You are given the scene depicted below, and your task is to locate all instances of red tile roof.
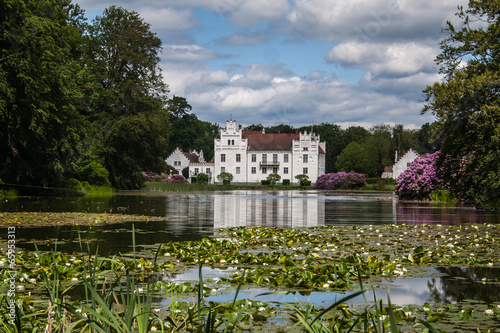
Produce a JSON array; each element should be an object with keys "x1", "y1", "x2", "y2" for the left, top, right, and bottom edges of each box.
[{"x1": 242, "y1": 131, "x2": 299, "y2": 150}]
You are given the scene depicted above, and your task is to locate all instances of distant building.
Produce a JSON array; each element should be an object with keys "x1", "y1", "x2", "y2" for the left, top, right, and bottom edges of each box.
[
  {"x1": 166, "y1": 120, "x2": 327, "y2": 184},
  {"x1": 381, "y1": 148, "x2": 420, "y2": 180},
  {"x1": 213, "y1": 120, "x2": 326, "y2": 184},
  {"x1": 165, "y1": 147, "x2": 206, "y2": 175}
]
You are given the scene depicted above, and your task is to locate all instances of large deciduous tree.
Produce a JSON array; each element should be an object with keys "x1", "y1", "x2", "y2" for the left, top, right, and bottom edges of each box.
[
  {"x1": 422, "y1": 0, "x2": 500, "y2": 208},
  {"x1": 0, "y1": 0, "x2": 91, "y2": 189},
  {"x1": 335, "y1": 142, "x2": 369, "y2": 174},
  {"x1": 87, "y1": 6, "x2": 171, "y2": 189},
  {"x1": 165, "y1": 96, "x2": 219, "y2": 161}
]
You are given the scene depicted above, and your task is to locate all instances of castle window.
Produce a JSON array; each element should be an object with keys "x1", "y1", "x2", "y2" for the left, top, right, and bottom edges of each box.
[
  {"x1": 284, "y1": 154, "x2": 289, "y2": 163},
  {"x1": 221, "y1": 154, "x2": 226, "y2": 162},
  {"x1": 303, "y1": 154, "x2": 308, "y2": 163},
  {"x1": 236, "y1": 154, "x2": 241, "y2": 162},
  {"x1": 251, "y1": 154, "x2": 256, "y2": 162}
]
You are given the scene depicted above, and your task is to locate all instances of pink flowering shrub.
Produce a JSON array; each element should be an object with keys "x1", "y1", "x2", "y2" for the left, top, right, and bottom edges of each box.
[
  {"x1": 168, "y1": 174, "x2": 188, "y2": 183},
  {"x1": 396, "y1": 151, "x2": 478, "y2": 202},
  {"x1": 141, "y1": 172, "x2": 188, "y2": 183},
  {"x1": 395, "y1": 151, "x2": 443, "y2": 200},
  {"x1": 438, "y1": 151, "x2": 477, "y2": 201},
  {"x1": 315, "y1": 172, "x2": 367, "y2": 190}
]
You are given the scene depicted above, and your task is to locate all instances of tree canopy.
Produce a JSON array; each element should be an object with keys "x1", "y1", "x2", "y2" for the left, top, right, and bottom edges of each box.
[
  {"x1": 422, "y1": 0, "x2": 500, "y2": 207},
  {"x1": 0, "y1": 0, "x2": 90, "y2": 188},
  {"x1": 0, "y1": 1, "x2": 172, "y2": 191}
]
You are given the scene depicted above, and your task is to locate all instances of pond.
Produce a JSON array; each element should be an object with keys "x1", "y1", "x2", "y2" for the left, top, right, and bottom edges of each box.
[
  {"x1": 1, "y1": 190, "x2": 499, "y2": 255},
  {"x1": 1, "y1": 190, "x2": 500, "y2": 311}
]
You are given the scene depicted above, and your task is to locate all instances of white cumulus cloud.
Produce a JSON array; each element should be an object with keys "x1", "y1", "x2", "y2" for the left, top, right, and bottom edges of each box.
[{"x1": 327, "y1": 41, "x2": 438, "y2": 77}]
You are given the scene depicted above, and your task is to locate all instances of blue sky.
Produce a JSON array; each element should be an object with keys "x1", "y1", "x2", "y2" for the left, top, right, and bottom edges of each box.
[{"x1": 77, "y1": 0, "x2": 469, "y2": 129}]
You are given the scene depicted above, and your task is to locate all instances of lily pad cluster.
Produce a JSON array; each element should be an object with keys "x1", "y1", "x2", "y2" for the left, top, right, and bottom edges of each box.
[{"x1": 1, "y1": 223, "x2": 500, "y2": 332}]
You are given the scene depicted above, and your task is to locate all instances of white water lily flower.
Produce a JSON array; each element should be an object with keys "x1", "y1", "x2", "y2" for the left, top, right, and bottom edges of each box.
[
  {"x1": 404, "y1": 312, "x2": 412, "y2": 317},
  {"x1": 323, "y1": 284, "x2": 329, "y2": 288},
  {"x1": 488, "y1": 262, "x2": 494, "y2": 267},
  {"x1": 151, "y1": 327, "x2": 158, "y2": 331},
  {"x1": 29, "y1": 278, "x2": 37, "y2": 284},
  {"x1": 485, "y1": 309, "x2": 494, "y2": 315},
  {"x1": 259, "y1": 307, "x2": 266, "y2": 312},
  {"x1": 423, "y1": 307, "x2": 430, "y2": 312},
  {"x1": 211, "y1": 289, "x2": 217, "y2": 293}
]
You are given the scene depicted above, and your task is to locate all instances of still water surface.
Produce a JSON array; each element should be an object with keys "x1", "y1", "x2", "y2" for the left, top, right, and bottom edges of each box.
[
  {"x1": 2, "y1": 190, "x2": 500, "y2": 306},
  {"x1": 2, "y1": 190, "x2": 499, "y2": 254}
]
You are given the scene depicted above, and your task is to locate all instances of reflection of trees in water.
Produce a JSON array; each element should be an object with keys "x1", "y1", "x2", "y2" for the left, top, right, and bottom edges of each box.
[{"x1": 427, "y1": 267, "x2": 500, "y2": 304}]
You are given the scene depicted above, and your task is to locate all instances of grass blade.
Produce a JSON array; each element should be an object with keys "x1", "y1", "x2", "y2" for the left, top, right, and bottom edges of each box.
[
  {"x1": 387, "y1": 291, "x2": 398, "y2": 333},
  {"x1": 418, "y1": 319, "x2": 440, "y2": 333}
]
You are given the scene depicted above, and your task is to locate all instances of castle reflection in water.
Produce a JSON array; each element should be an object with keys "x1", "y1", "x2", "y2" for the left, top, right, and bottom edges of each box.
[
  {"x1": 164, "y1": 190, "x2": 499, "y2": 229},
  {"x1": 214, "y1": 191, "x2": 325, "y2": 229}
]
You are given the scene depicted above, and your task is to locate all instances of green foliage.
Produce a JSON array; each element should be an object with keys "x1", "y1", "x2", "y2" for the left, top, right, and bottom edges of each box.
[
  {"x1": 335, "y1": 142, "x2": 369, "y2": 174},
  {"x1": 295, "y1": 174, "x2": 310, "y2": 186},
  {"x1": 104, "y1": 111, "x2": 171, "y2": 189},
  {"x1": 182, "y1": 166, "x2": 190, "y2": 178},
  {"x1": 166, "y1": 97, "x2": 219, "y2": 162},
  {"x1": 165, "y1": 164, "x2": 178, "y2": 175},
  {"x1": 74, "y1": 155, "x2": 111, "y2": 186},
  {"x1": 0, "y1": 2, "x2": 173, "y2": 192},
  {"x1": 217, "y1": 172, "x2": 233, "y2": 185},
  {"x1": 282, "y1": 179, "x2": 291, "y2": 186},
  {"x1": 86, "y1": 6, "x2": 168, "y2": 120},
  {"x1": 422, "y1": 0, "x2": 500, "y2": 208},
  {"x1": 0, "y1": 0, "x2": 91, "y2": 189},
  {"x1": 196, "y1": 173, "x2": 209, "y2": 185},
  {"x1": 261, "y1": 179, "x2": 271, "y2": 185},
  {"x1": 266, "y1": 173, "x2": 281, "y2": 185},
  {"x1": 363, "y1": 125, "x2": 392, "y2": 177}
]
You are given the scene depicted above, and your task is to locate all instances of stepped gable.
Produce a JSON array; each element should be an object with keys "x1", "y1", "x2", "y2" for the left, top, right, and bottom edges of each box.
[
  {"x1": 182, "y1": 149, "x2": 200, "y2": 163},
  {"x1": 242, "y1": 131, "x2": 299, "y2": 151}
]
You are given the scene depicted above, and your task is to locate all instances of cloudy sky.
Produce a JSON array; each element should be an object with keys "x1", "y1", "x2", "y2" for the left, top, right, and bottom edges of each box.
[{"x1": 77, "y1": 0, "x2": 469, "y2": 129}]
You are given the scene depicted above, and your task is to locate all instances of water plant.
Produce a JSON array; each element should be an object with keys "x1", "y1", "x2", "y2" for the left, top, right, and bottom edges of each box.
[{"x1": 1, "y1": 223, "x2": 500, "y2": 331}]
